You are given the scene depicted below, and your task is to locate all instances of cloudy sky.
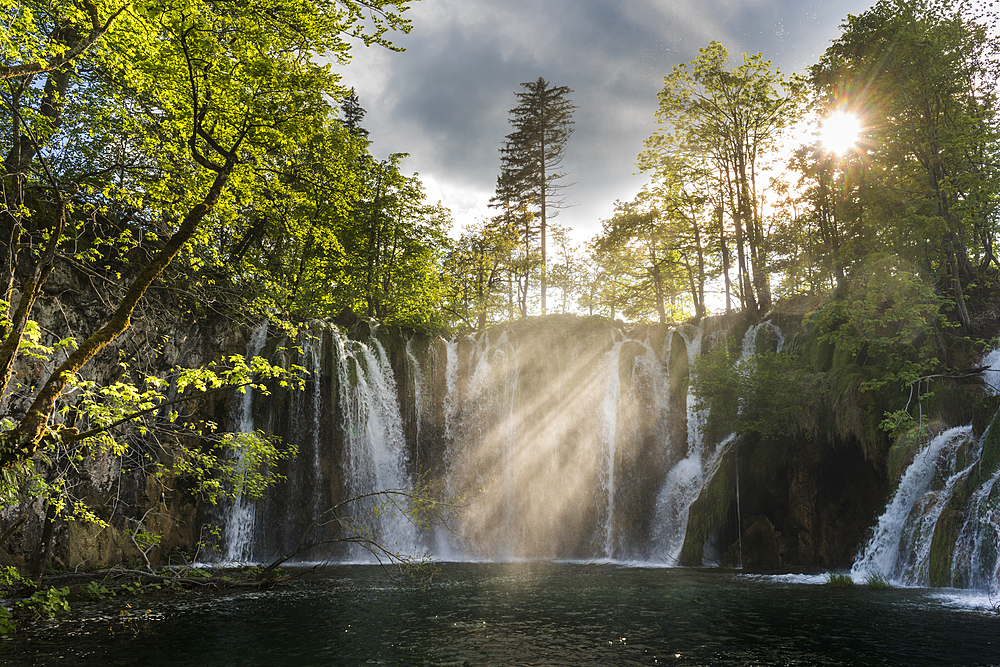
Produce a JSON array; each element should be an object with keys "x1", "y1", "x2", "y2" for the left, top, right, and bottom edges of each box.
[{"x1": 336, "y1": 0, "x2": 878, "y2": 242}]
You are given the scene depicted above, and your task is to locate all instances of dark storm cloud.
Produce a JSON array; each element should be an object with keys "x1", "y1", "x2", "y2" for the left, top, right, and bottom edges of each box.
[{"x1": 338, "y1": 0, "x2": 876, "y2": 238}]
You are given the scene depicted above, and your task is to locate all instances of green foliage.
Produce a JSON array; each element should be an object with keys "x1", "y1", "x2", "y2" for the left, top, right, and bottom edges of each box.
[
  {"x1": 826, "y1": 572, "x2": 856, "y2": 587},
  {"x1": 805, "y1": 0, "x2": 1000, "y2": 327},
  {"x1": 219, "y1": 138, "x2": 452, "y2": 327},
  {"x1": 120, "y1": 580, "x2": 142, "y2": 596},
  {"x1": 0, "y1": 606, "x2": 14, "y2": 636},
  {"x1": 444, "y1": 216, "x2": 521, "y2": 330},
  {"x1": 82, "y1": 580, "x2": 116, "y2": 601},
  {"x1": 0, "y1": 564, "x2": 28, "y2": 590},
  {"x1": 807, "y1": 254, "x2": 946, "y2": 441},
  {"x1": 0, "y1": 0, "x2": 427, "y2": 479},
  {"x1": 170, "y1": 431, "x2": 299, "y2": 506},
  {"x1": 17, "y1": 586, "x2": 70, "y2": 620},
  {"x1": 693, "y1": 343, "x2": 810, "y2": 443},
  {"x1": 812, "y1": 254, "x2": 943, "y2": 391},
  {"x1": 0, "y1": 345, "x2": 306, "y2": 528},
  {"x1": 864, "y1": 572, "x2": 892, "y2": 589},
  {"x1": 591, "y1": 195, "x2": 698, "y2": 323},
  {"x1": 639, "y1": 41, "x2": 805, "y2": 315}
]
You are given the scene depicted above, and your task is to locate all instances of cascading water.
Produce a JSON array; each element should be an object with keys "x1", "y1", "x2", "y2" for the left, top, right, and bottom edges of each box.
[
  {"x1": 222, "y1": 319, "x2": 269, "y2": 562},
  {"x1": 405, "y1": 337, "x2": 426, "y2": 472},
  {"x1": 220, "y1": 314, "x2": 855, "y2": 569},
  {"x1": 852, "y1": 426, "x2": 976, "y2": 584},
  {"x1": 598, "y1": 337, "x2": 623, "y2": 558},
  {"x1": 950, "y1": 465, "x2": 1000, "y2": 592},
  {"x1": 652, "y1": 320, "x2": 782, "y2": 566},
  {"x1": 430, "y1": 319, "x2": 679, "y2": 559},
  {"x1": 441, "y1": 338, "x2": 459, "y2": 448},
  {"x1": 852, "y1": 350, "x2": 1000, "y2": 593},
  {"x1": 652, "y1": 322, "x2": 705, "y2": 563},
  {"x1": 333, "y1": 328, "x2": 418, "y2": 560}
]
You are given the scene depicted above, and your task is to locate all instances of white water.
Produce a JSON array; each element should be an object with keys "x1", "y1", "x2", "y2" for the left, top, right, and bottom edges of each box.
[
  {"x1": 853, "y1": 426, "x2": 975, "y2": 583},
  {"x1": 598, "y1": 339, "x2": 623, "y2": 558},
  {"x1": 849, "y1": 350, "x2": 1000, "y2": 593},
  {"x1": 304, "y1": 327, "x2": 324, "y2": 523},
  {"x1": 950, "y1": 465, "x2": 1000, "y2": 592},
  {"x1": 405, "y1": 338, "x2": 426, "y2": 469},
  {"x1": 222, "y1": 319, "x2": 269, "y2": 562},
  {"x1": 442, "y1": 338, "x2": 459, "y2": 447},
  {"x1": 651, "y1": 321, "x2": 710, "y2": 564},
  {"x1": 332, "y1": 328, "x2": 418, "y2": 559},
  {"x1": 981, "y1": 348, "x2": 1000, "y2": 395},
  {"x1": 218, "y1": 317, "x2": 998, "y2": 589}
]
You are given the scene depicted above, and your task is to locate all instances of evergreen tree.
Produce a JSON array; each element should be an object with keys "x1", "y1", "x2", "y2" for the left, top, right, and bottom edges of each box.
[
  {"x1": 340, "y1": 89, "x2": 370, "y2": 138},
  {"x1": 498, "y1": 77, "x2": 576, "y2": 314}
]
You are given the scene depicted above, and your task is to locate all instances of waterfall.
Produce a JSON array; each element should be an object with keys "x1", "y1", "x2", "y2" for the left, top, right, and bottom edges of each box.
[
  {"x1": 852, "y1": 426, "x2": 977, "y2": 585},
  {"x1": 405, "y1": 337, "x2": 426, "y2": 472},
  {"x1": 950, "y1": 465, "x2": 1000, "y2": 592},
  {"x1": 652, "y1": 322, "x2": 706, "y2": 563},
  {"x1": 599, "y1": 339, "x2": 623, "y2": 558},
  {"x1": 304, "y1": 328, "x2": 325, "y2": 523},
  {"x1": 222, "y1": 319, "x2": 269, "y2": 563},
  {"x1": 983, "y1": 348, "x2": 1000, "y2": 395},
  {"x1": 219, "y1": 315, "x2": 819, "y2": 566},
  {"x1": 652, "y1": 320, "x2": 782, "y2": 565},
  {"x1": 851, "y1": 349, "x2": 1000, "y2": 592},
  {"x1": 741, "y1": 320, "x2": 784, "y2": 358},
  {"x1": 442, "y1": 338, "x2": 459, "y2": 445},
  {"x1": 333, "y1": 328, "x2": 417, "y2": 560}
]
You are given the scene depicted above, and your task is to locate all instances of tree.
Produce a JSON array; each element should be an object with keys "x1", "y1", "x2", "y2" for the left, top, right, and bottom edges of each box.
[
  {"x1": 639, "y1": 42, "x2": 804, "y2": 317},
  {"x1": 592, "y1": 198, "x2": 695, "y2": 324},
  {"x1": 808, "y1": 0, "x2": 1000, "y2": 330},
  {"x1": 497, "y1": 77, "x2": 576, "y2": 315},
  {"x1": 547, "y1": 223, "x2": 582, "y2": 314},
  {"x1": 444, "y1": 216, "x2": 519, "y2": 331},
  {"x1": 0, "y1": 0, "x2": 416, "y2": 481}
]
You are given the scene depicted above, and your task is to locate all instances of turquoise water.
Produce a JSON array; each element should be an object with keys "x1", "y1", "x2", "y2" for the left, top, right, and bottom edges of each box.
[{"x1": 4, "y1": 563, "x2": 999, "y2": 666}]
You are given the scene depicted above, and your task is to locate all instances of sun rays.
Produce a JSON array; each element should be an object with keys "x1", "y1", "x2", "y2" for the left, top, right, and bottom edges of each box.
[{"x1": 820, "y1": 112, "x2": 862, "y2": 154}]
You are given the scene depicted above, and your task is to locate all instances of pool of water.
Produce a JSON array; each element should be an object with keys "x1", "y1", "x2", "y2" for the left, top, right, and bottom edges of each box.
[{"x1": 3, "y1": 563, "x2": 999, "y2": 666}]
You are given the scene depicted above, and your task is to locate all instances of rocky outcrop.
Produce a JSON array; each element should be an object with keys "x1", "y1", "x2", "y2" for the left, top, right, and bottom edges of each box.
[{"x1": 0, "y1": 263, "x2": 248, "y2": 571}]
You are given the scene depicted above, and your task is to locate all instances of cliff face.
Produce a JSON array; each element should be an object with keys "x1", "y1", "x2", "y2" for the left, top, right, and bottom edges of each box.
[
  {"x1": 3, "y1": 298, "x2": 996, "y2": 579},
  {"x1": 0, "y1": 264, "x2": 250, "y2": 571},
  {"x1": 679, "y1": 430, "x2": 883, "y2": 569}
]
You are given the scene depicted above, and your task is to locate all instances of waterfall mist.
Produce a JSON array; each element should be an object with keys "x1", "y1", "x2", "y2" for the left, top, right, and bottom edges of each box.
[{"x1": 213, "y1": 316, "x2": 1000, "y2": 595}]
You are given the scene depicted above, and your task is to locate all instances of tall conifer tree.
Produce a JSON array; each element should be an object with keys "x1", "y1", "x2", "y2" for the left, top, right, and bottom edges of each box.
[{"x1": 498, "y1": 78, "x2": 576, "y2": 314}]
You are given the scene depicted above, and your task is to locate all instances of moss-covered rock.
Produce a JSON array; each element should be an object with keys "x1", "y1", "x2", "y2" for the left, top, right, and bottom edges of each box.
[{"x1": 679, "y1": 447, "x2": 736, "y2": 566}]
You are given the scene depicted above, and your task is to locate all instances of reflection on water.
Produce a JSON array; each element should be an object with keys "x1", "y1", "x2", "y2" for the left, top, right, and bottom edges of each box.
[{"x1": 3, "y1": 564, "x2": 999, "y2": 666}]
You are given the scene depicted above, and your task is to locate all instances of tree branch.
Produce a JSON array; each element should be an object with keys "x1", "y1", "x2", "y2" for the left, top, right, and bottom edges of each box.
[
  {"x1": 0, "y1": 2, "x2": 132, "y2": 81},
  {"x1": 63, "y1": 381, "x2": 258, "y2": 443}
]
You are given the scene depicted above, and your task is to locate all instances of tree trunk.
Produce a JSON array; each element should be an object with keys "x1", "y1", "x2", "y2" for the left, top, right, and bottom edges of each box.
[{"x1": 0, "y1": 169, "x2": 232, "y2": 469}]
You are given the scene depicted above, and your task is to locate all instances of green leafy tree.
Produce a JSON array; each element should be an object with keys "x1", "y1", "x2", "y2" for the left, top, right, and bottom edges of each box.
[
  {"x1": 547, "y1": 223, "x2": 582, "y2": 314},
  {"x1": 639, "y1": 42, "x2": 804, "y2": 316},
  {"x1": 808, "y1": 0, "x2": 1000, "y2": 330},
  {"x1": 489, "y1": 176, "x2": 539, "y2": 319},
  {"x1": 444, "y1": 216, "x2": 519, "y2": 331},
  {"x1": 0, "y1": 0, "x2": 415, "y2": 466},
  {"x1": 0, "y1": 0, "x2": 417, "y2": 549}
]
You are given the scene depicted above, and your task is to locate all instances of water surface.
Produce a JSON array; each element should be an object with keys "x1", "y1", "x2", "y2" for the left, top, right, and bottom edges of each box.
[{"x1": 4, "y1": 563, "x2": 998, "y2": 666}]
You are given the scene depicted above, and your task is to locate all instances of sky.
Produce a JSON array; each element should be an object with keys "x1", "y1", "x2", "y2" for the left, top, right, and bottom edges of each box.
[{"x1": 335, "y1": 0, "x2": 879, "y2": 244}]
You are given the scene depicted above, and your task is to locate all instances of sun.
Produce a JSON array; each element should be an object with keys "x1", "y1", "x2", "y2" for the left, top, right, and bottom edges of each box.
[{"x1": 820, "y1": 112, "x2": 862, "y2": 154}]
